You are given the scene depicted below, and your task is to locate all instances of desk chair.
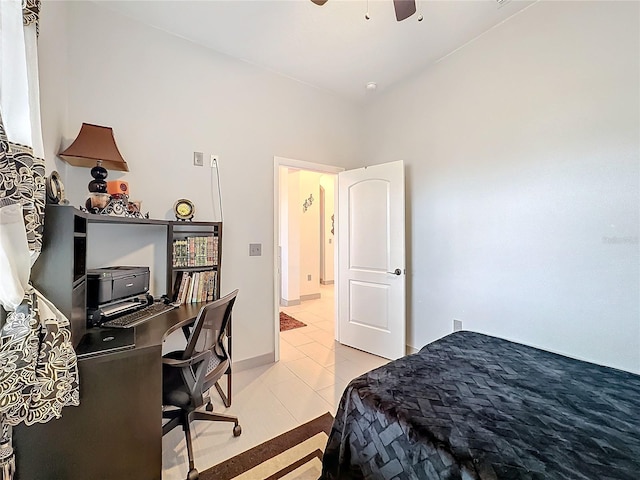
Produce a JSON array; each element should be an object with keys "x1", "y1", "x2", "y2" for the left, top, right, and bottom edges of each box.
[{"x1": 162, "y1": 289, "x2": 241, "y2": 480}]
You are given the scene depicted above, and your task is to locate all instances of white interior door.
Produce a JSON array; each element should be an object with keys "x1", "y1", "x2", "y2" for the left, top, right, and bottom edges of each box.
[{"x1": 337, "y1": 160, "x2": 406, "y2": 360}]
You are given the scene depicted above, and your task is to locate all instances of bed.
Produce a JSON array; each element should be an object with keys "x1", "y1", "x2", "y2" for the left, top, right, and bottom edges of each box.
[{"x1": 321, "y1": 331, "x2": 640, "y2": 479}]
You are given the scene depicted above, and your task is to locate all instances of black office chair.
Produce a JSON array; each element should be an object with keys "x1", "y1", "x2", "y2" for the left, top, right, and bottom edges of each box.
[{"x1": 162, "y1": 289, "x2": 241, "y2": 480}]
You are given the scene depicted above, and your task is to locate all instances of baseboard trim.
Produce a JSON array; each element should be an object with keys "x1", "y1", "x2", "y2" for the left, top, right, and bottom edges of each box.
[
  {"x1": 280, "y1": 293, "x2": 322, "y2": 306},
  {"x1": 232, "y1": 352, "x2": 274, "y2": 372},
  {"x1": 320, "y1": 280, "x2": 334, "y2": 285},
  {"x1": 280, "y1": 298, "x2": 301, "y2": 307},
  {"x1": 406, "y1": 345, "x2": 418, "y2": 355},
  {"x1": 300, "y1": 293, "x2": 321, "y2": 301}
]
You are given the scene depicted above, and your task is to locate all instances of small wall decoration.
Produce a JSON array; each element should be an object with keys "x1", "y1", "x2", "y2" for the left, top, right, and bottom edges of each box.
[
  {"x1": 302, "y1": 193, "x2": 314, "y2": 213},
  {"x1": 45, "y1": 171, "x2": 69, "y2": 205}
]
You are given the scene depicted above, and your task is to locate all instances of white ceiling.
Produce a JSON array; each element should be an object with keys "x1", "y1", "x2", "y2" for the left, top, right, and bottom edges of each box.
[{"x1": 99, "y1": 0, "x2": 535, "y2": 103}]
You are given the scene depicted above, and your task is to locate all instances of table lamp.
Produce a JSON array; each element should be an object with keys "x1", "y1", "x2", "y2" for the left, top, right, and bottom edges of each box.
[{"x1": 59, "y1": 123, "x2": 129, "y2": 211}]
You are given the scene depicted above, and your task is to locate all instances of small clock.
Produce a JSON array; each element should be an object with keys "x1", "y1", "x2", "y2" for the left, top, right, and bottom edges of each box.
[{"x1": 173, "y1": 198, "x2": 195, "y2": 221}]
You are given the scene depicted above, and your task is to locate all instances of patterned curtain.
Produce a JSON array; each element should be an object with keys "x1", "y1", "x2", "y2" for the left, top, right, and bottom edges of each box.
[
  {"x1": 0, "y1": 1, "x2": 79, "y2": 478},
  {"x1": 22, "y1": 0, "x2": 41, "y2": 34}
]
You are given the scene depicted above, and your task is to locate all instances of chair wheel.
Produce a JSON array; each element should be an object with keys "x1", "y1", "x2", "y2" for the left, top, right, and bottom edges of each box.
[
  {"x1": 205, "y1": 402, "x2": 213, "y2": 412},
  {"x1": 233, "y1": 424, "x2": 242, "y2": 437},
  {"x1": 187, "y1": 468, "x2": 199, "y2": 480}
]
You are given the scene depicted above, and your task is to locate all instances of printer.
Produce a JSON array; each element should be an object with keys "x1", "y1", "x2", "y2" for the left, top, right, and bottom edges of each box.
[{"x1": 86, "y1": 266, "x2": 152, "y2": 327}]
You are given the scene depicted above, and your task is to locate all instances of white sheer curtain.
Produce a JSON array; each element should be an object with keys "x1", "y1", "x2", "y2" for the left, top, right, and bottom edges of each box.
[{"x1": 0, "y1": 0, "x2": 44, "y2": 157}]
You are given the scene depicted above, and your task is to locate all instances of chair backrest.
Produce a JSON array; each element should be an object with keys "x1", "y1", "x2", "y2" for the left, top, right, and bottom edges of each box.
[{"x1": 182, "y1": 289, "x2": 238, "y2": 389}]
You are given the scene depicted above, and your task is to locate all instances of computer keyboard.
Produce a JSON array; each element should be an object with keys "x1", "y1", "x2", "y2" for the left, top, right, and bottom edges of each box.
[{"x1": 101, "y1": 302, "x2": 177, "y2": 328}]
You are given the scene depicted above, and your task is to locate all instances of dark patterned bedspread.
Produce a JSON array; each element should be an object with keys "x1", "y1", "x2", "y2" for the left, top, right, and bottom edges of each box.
[{"x1": 320, "y1": 331, "x2": 640, "y2": 480}]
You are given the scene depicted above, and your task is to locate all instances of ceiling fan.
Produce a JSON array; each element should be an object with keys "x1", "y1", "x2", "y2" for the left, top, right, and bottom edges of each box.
[{"x1": 311, "y1": 0, "x2": 421, "y2": 22}]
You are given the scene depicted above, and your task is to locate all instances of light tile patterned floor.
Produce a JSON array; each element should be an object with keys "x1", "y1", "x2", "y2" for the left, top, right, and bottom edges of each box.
[{"x1": 162, "y1": 285, "x2": 389, "y2": 479}]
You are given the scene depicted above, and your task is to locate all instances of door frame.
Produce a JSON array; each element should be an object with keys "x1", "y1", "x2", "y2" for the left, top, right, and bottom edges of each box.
[{"x1": 273, "y1": 156, "x2": 343, "y2": 361}]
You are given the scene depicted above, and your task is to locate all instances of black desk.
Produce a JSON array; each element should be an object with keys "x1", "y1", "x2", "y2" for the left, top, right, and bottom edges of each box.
[{"x1": 13, "y1": 303, "x2": 205, "y2": 480}]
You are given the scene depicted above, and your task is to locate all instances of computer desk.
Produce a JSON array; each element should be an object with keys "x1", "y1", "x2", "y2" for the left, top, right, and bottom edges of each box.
[{"x1": 13, "y1": 302, "x2": 225, "y2": 480}]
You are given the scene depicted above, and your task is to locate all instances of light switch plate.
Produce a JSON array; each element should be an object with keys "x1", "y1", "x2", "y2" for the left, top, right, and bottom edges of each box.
[{"x1": 193, "y1": 152, "x2": 204, "y2": 166}]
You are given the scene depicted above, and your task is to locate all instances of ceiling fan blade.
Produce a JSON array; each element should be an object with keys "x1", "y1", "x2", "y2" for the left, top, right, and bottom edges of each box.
[
  {"x1": 310, "y1": 0, "x2": 329, "y2": 5},
  {"x1": 393, "y1": 0, "x2": 416, "y2": 21}
]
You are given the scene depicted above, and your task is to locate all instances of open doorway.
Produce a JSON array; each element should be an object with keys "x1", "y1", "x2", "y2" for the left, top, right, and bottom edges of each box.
[{"x1": 273, "y1": 157, "x2": 343, "y2": 361}]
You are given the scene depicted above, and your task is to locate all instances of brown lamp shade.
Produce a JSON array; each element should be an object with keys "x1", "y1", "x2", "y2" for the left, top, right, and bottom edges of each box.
[{"x1": 59, "y1": 123, "x2": 129, "y2": 172}]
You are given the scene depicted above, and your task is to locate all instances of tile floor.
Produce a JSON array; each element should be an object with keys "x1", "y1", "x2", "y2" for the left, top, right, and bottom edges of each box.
[{"x1": 162, "y1": 284, "x2": 389, "y2": 479}]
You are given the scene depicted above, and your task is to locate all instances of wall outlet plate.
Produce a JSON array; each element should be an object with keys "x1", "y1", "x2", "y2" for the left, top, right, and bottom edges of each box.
[
  {"x1": 453, "y1": 319, "x2": 463, "y2": 332},
  {"x1": 193, "y1": 152, "x2": 204, "y2": 166},
  {"x1": 210, "y1": 154, "x2": 219, "y2": 168},
  {"x1": 249, "y1": 243, "x2": 262, "y2": 256}
]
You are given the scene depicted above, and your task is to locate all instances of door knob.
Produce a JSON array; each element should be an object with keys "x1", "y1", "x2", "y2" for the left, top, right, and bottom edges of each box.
[{"x1": 387, "y1": 268, "x2": 402, "y2": 275}]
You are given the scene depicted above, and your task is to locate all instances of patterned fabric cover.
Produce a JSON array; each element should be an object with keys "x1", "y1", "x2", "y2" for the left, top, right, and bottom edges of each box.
[
  {"x1": 321, "y1": 331, "x2": 640, "y2": 479},
  {"x1": 0, "y1": 290, "x2": 79, "y2": 426},
  {"x1": 22, "y1": 0, "x2": 41, "y2": 34},
  {"x1": 0, "y1": 105, "x2": 78, "y2": 477},
  {"x1": 0, "y1": 114, "x2": 45, "y2": 253}
]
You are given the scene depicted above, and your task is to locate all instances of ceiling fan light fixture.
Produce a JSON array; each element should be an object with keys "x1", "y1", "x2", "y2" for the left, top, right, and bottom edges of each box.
[{"x1": 311, "y1": 0, "x2": 417, "y2": 22}]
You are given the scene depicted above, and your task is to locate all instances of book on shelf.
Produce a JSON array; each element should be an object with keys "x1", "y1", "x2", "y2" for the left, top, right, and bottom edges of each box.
[
  {"x1": 183, "y1": 275, "x2": 192, "y2": 304},
  {"x1": 208, "y1": 271, "x2": 216, "y2": 302},
  {"x1": 192, "y1": 272, "x2": 200, "y2": 303},
  {"x1": 173, "y1": 270, "x2": 218, "y2": 304},
  {"x1": 197, "y1": 272, "x2": 205, "y2": 303},
  {"x1": 172, "y1": 236, "x2": 219, "y2": 268},
  {"x1": 177, "y1": 273, "x2": 190, "y2": 304},
  {"x1": 186, "y1": 273, "x2": 196, "y2": 303},
  {"x1": 172, "y1": 272, "x2": 184, "y2": 302}
]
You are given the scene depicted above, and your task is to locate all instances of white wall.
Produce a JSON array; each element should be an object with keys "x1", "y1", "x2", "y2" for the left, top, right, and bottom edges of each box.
[
  {"x1": 38, "y1": 1, "x2": 68, "y2": 176},
  {"x1": 39, "y1": 1, "x2": 639, "y2": 373},
  {"x1": 38, "y1": 1, "x2": 362, "y2": 363},
  {"x1": 280, "y1": 168, "x2": 323, "y2": 303},
  {"x1": 363, "y1": 1, "x2": 640, "y2": 372},
  {"x1": 282, "y1": 169, "x2": 301, "y2": 304},
  {"x1": 279, "y1": 166, "x2": 292, "y2": 304},
  {"x1": 320, "y1": 175, "x2": 335, "y2": 284},
  {"x1": 298, "y1": 170, "x2": 322, "y2": 297}
]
